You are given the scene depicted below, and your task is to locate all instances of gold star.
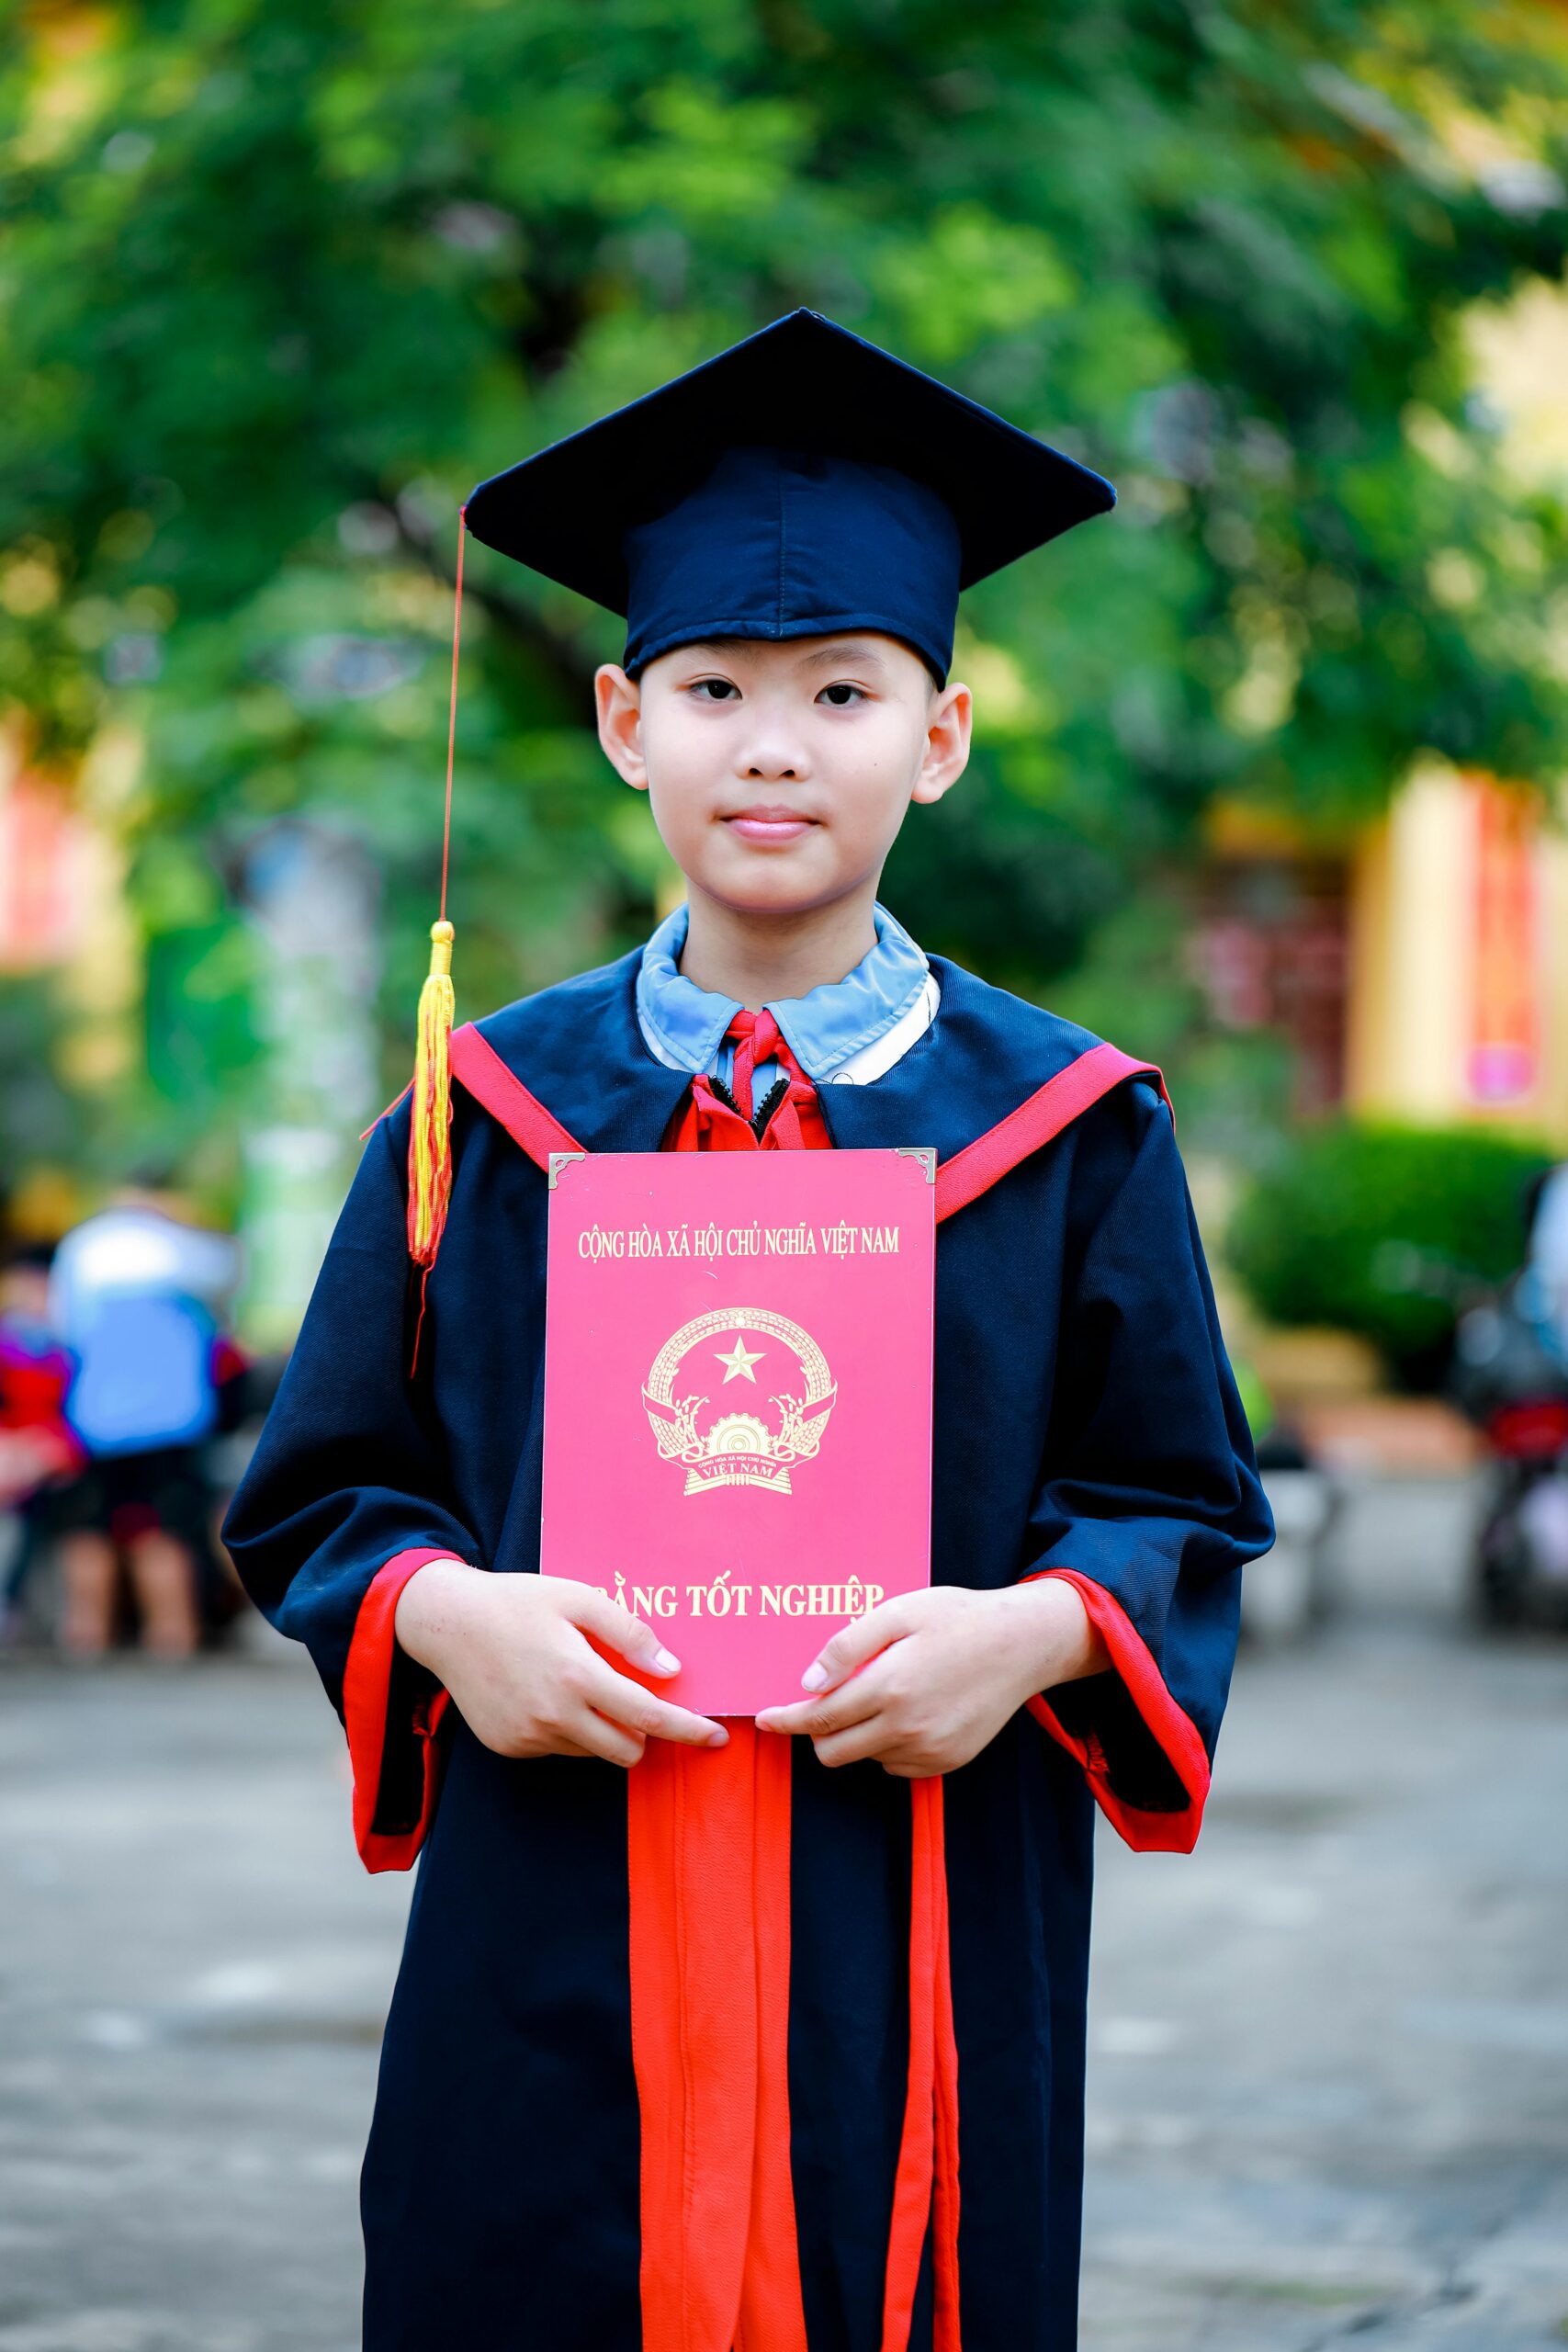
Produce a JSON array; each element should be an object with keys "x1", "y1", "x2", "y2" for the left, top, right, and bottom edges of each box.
[{"x1": 716, "y1": 1333, "x2": 765, "y2": 1383}]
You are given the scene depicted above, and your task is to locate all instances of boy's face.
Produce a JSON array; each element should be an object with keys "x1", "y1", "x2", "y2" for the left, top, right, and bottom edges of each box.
[{"x1": 594, "y1": 633, "x2": 971, "y2": 919}]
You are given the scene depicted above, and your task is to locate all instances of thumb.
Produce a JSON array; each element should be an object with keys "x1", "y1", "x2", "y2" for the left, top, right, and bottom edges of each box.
[
  {"x1": 800, "y1": 1596, "x2": 908, "y2": 1694},
  {"x1": 573, "y1": 1584, "x2": 682, "y2": 1678}
]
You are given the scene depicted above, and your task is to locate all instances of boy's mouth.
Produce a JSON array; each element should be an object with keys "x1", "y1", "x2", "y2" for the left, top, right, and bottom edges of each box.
[{"x1": 723, "y1": 804, "x2": 818, "y2": 845}]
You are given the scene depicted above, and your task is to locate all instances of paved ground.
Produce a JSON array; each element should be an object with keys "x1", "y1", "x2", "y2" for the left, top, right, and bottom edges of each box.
[
  {"x1": 1084, "y1": 1478, "x2": 1568, "y2": 2351},
  {"x1": 0, "y1": 1476, "x2": 1565, "y2": 2351}
]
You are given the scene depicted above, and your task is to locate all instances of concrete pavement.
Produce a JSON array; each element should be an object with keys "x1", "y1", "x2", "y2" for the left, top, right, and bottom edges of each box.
[
  {"x1": 0, "y1": 1475, "x2": 1564, "y2": 2350},
  {"x1": 1083, "y1": 1477, "x2": 1568, "y2": 2348}
]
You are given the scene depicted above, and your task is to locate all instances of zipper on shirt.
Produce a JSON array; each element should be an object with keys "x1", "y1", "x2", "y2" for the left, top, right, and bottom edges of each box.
[{"x1": 707, "y1": 1071, "x2": 791, "y2": 1143}]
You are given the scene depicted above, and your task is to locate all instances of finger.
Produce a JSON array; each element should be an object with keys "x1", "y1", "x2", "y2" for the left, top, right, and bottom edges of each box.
[
  {"x1": 799, "y1": 1598, "x2": 912, "y2": 1694},
  {"x1": 525, "y1": 1734, "x2": 616, "y2": 1761},
  {"x1": 811, "y1": 1724, "x2": 943, "y2": 1777},
  {"x1": 574, "y1": 1711, "x2": 648, "y2": 1770},
  {"x1": 573, "y1": 1587, "x2": 682, "y2": 1678},
  {"x1": 757, "y1": 1679, "x2": 885, "y2": 1742},
  {"x1": 811, "y1": 1719, "x2": 898, "y2": 1770},
  {"x1": 583, "y1": 1659, "x2": 728, "y2": 1748}
]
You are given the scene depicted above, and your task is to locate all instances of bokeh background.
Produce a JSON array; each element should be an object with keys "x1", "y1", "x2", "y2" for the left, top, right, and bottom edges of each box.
[{"x1": 4, "y1": 6, "x2": 1568, "y2": 2349}]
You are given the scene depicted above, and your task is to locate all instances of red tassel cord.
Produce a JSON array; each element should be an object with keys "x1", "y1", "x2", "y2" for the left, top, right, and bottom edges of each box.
[{"x1": 406, "y1": 507, "x2": 467, "y2": 1276}]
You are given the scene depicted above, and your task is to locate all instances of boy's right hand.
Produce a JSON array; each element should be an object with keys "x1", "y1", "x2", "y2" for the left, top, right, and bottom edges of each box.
[{"x1": 393, "y1": 1561, "x2": 728, "y2": 1767}]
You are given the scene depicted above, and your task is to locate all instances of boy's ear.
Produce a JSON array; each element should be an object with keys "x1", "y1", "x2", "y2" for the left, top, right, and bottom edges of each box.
[
  {"x1": 594, "y1": 664, "x2": 649, "y2": 791},
  {"x1": 910, "y1": 680, "x2": 973, "y2": 808}
]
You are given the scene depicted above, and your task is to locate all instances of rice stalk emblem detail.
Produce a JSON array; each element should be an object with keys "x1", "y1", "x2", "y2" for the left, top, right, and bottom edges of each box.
[{"x1": 642, "y1": 1308, "x2": 837, "y2": 1496}]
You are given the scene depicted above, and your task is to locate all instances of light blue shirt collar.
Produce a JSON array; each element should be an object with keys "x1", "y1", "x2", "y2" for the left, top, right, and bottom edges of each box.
[{"x1": 637, "y1": 901, "x2": 930, "y2": 1082}]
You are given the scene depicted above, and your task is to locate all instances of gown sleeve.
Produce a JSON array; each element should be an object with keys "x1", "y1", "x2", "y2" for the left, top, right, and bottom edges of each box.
[
  {"x1": 1022, "y1": 1081, "x2": 1273, "y2": 1852},
  {"x1": 221, "y1": 1109, "x2": 474, "y2": 1872}
]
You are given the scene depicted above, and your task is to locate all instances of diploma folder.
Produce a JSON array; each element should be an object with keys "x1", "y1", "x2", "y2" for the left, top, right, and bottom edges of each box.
[{"x1": 540, "y1": 1148, "x2": 935, "y2": 1715}]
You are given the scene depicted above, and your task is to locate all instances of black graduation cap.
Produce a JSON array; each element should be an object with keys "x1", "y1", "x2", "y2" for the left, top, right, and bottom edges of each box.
[
  {"x1": 400, "y1": 315, "x2": 1116, "y2": 1287},
  {"x1": 465, "y1": 310, "x2": 1114, "y2": 684}
]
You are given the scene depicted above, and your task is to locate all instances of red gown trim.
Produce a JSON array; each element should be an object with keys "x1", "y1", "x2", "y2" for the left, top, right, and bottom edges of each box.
[
  {"x1": 629, "y1": 1724, "x2": 808, "y2": 2352},
  {"x1": 344, "y1": 1548, "x2": 457, "y2": 1871},
  {"x1": 1024, "y1": 1568, "x2": 1211, "y2": 1853},
  {"x1": 931, "y1": 1780, "x2": 962, "y2": 2351},
  {"x1": 882, "y1": 1775, "x2": 963, "y2": 2351},
  {"x1": 933, "y1": 1041, "x2": 1166, "y2": 1226},
  {"x1": 739, "y1": 1724, "x2": 809, "y2": 2352},
  {"x1": 448, "y1": 1022, "x2": 586, "y2": 1164}
]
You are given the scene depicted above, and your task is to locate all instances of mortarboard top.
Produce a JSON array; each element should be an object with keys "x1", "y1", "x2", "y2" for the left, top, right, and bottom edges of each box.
[{"x1": 464, "y1": 310, "x2": 1115, "y2": 684}]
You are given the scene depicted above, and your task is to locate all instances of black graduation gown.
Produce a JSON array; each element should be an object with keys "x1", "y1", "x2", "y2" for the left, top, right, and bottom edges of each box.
[{"x1": 223, "y1": 946, "x2": 1272, "y2": 2351}]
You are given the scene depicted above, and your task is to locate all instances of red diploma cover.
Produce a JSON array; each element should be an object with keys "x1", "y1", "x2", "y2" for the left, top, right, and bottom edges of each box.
[{"x1": 540, "y1": 1148, "x2": 935, "y2": 1714}]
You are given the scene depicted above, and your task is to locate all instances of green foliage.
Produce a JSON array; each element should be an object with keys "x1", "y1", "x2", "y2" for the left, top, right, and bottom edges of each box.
[
  {"x1": 3, "y1": 0, "x2": 1568, "y2": 1149},
  {"x1": 143, "y1": 920, "x2": 261, "y2": 1120},
  {"x1": 0, "y1": 974, "x2": 92, "y2": 1180},
  {"x1": 1046, "y1": 891, "x2": 1297, "y2": 1155},
  {"x1": 1229, "y1": 1120, "x2": 1554, "y2": 1381}
]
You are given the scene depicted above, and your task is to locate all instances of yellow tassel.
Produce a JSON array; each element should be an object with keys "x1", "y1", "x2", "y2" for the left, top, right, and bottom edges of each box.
[{"x1": 407, "y1": 919, "x2": 456, "y2": 1266}]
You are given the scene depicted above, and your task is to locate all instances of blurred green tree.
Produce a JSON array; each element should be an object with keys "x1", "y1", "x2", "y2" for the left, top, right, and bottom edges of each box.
[
  {"x1": 3, "y1": 0, "x2": 1567, "y2": 1159},
  {"x1": 1229, "y1": 1117, "x2": 1553, "y2": 1385}
]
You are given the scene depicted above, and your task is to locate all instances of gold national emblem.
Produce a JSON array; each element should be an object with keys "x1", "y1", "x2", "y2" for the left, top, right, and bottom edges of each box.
[{"x1": 641, "y1": 1307, "x2": 837, "y2": 1497}]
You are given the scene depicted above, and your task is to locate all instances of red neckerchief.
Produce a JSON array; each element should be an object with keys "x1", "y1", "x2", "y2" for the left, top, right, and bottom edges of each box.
[{"x1": 662, "y1": 1005, "x2": 829, "y2": 1155}]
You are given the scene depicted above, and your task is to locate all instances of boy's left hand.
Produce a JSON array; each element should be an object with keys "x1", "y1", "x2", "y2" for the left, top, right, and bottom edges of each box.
[{"x1": 755, "y1": 1578, "x2": 1109, "y2": 1778}]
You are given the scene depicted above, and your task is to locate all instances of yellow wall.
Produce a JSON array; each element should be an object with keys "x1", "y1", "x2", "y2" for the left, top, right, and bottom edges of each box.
[
  {"x1": 1347, "y1": 759, "x2": 1568, "y2": 1143},
  {"x1": 1541, "y1": 838, "x2": 1568, "y2": 1135}
]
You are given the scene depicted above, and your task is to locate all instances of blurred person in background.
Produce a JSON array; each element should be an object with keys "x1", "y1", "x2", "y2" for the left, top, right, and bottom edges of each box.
[
  {"x1": 1523, "y1": 1162, "x2": 1568, "y2": 1362},
  {"x1": 1454, "y1": 1160, "x2": 1568, "y2": 1623},
  {"x1": 0, "y1": 1239, "x2": 85, "y2": 1645},
  {"x1": 48, "y1": 1174, "x2": 245, "y2": 1658}
]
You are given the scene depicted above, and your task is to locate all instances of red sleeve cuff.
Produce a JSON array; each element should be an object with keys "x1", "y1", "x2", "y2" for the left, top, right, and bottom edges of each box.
[
  {"x1": 343, "y1": 1549, "x2": 459, "y2": 1873},
  {"x1": 1023, "y1": 1568, "x2": 1212, "y2": 1853}
]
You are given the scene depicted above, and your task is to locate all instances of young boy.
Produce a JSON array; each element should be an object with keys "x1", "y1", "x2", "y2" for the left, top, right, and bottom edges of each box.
[{"x1": 226, "y1": 312, "x2": 1271, "y2": 2352}]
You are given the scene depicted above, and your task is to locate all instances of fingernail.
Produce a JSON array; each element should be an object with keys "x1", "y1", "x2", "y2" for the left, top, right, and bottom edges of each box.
[
  {"x1": 654, "y1": 1647, "x2": 680, "y2": 1674},
  {"x1": 801, "y1": 1662, "x2": 828, "y2": 1692},
  {"x1": 707, "y1": 1724, "x2": 729, "y2": 1747}
]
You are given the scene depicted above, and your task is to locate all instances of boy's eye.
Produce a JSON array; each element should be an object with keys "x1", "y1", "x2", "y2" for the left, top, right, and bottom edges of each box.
[
  {"x1": 818, "y1": 682, "x2": 864, "y2": 707},
  {"x1": 690, "y1": 677, "x2": 740, "y2": 702}
]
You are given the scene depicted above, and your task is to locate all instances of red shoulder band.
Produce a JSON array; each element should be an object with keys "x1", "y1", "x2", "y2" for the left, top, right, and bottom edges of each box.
[
  {"x1": 448, "y1": 1022, "x2": 586, "y2": 1166},
  {"x1": 933, "y1": 1042, "x2": 1167, "y2": 1225},
  {"x1": 443, "y1": 1024, "x2": 1164, "y2": 1215}
]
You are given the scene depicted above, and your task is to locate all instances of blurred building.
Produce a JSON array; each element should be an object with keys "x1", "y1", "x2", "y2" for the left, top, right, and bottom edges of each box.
[
  {"x1": 1192, "y1": 274, "x2": 1568, "y2": 1148},
  {"x1": 1349, "y1": 767, "x2": 1566, "y2": 1136},
  {"x1": 0, "y1": 728, "x2": 379, "y2": 1345},
  {"x1": 1196, "y1": 767, "x2": 1568, "y2": 1144},
  {"x1": 0, "y1": 726, "x2": 133, "y2": 1036}
]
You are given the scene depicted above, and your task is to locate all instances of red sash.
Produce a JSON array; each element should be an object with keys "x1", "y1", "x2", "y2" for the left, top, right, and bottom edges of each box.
[
  {"x1": 446, "y1": 1023, "x2": 1162, "y2": 1211},
  {"x1": 447, "y1": 1017, "x2": 1163, "y2": 2352}
]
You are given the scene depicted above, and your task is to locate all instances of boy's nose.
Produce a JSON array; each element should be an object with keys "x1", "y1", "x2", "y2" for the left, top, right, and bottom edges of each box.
[{"x1": 739, "y1": 734, "x2": 807, "y2": 781}]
